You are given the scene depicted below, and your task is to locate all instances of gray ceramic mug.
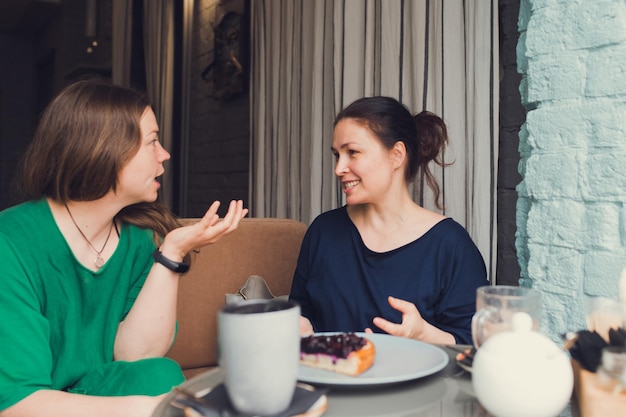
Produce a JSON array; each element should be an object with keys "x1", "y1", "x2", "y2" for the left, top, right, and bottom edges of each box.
[{"x1": 218, "y1": 299, "x2": 300, "y2": 415}]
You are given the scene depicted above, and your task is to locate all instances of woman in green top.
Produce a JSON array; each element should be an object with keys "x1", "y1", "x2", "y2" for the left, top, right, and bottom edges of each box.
[{"x1": 0, "y1": 79, "x2": 247, "y2": 417}]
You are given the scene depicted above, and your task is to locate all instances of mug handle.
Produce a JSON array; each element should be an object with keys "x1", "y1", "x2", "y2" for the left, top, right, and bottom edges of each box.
[{"x1": 471, "y1": 307, "x2": 498, "y2": 349}]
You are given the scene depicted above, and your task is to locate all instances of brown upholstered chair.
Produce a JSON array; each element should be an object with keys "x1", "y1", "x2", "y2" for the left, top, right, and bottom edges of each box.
[{"x1": 166, "y1": 218, "x2": 307, "y2": 378}]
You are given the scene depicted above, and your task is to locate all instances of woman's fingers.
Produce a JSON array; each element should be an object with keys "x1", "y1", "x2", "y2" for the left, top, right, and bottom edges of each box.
[
  {"x1": 164, "y1": 200, "x2": 248, "y2": 256},
  {"x1": 198, "y1": 201, "x2": 222, "y2": 228},
  {"x1": 372, "y1": 316, "x2": 402, "y2": 335},
  {"x1": 199, "y1": 200, "x2": 247, "y2": 237},
  {"x1": 371, "y1": 296, "x2": 424, "y2": 339},
  {"x1": 220, "y1": 200, "x2": 248, "y2": 232},
  {"x1": 387, "y1": 296, "x2": 418, "y2": 315},
  {"x1": 299, "y1": 316, "x2": 314, "y2": 336}
]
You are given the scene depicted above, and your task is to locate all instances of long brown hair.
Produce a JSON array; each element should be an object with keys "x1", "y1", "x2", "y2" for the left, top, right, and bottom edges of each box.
[
  {"x1": 19, "y1": 78, "x2": 181, "y2": 243},
  {"x1": 334, "y1": 96, "x2": 450, "y2": 210}
]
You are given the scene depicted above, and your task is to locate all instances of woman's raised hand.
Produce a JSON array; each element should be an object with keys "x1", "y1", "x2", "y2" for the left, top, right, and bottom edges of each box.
[
  {"x1": 193, "y1": 200, "x2": 248, "y2": 245},
  {"x1": 160, "y1": 200, "x2": 248, "y2": 260}
]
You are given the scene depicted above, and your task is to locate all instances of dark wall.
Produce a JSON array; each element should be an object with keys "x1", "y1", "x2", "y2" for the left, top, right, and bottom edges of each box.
[
  {"x1": 497, "y1": 0, "x2": 524, "y2": 285},
  {"x1": 183, "y1": 0, "x2": 250, "y2": 218},
  {"x1": 0, "y1": 0, "x2": 112, "y2": 210},
  {"x1": 0, "y1": 33, "x2": 37, "y2": 208},
  {"x1": 0, "y1": 1, "x2": 61, "y2": 209}
]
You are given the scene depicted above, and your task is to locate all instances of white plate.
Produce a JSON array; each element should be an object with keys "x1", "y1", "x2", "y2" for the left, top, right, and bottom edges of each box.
[{"x1": 298, "y1": 332, "x2": 449, "y2": 386}]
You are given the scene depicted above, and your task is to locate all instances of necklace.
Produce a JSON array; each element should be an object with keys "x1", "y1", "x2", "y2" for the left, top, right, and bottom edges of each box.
[{"x1": 65, "y1": 204, "x2": 113, "y2": 269}]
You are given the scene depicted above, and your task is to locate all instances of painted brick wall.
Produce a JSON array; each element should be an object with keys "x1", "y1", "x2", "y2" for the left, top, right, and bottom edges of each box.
[{"x1": 516, "y1": 0, "x2": 626, "y2": 341}]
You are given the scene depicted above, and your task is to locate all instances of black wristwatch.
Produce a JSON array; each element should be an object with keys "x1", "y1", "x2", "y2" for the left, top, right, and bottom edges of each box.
[{"x1": 152, "y1": 249, "x2": 190, "y2": 273}]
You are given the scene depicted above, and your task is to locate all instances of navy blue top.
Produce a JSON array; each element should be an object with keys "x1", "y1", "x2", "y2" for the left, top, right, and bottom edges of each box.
[{"x1": 289, "y1": 206, "x2": 488, "y2": 344}]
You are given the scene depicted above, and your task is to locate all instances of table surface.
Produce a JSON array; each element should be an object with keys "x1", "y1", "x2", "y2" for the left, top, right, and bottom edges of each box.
[{"x1": 154, "y1": 345, "x2": 581, "y2": 417}]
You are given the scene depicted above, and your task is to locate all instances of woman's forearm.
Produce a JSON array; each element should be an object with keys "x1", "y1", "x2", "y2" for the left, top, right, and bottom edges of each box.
[
  {"x1": 1, "y1": 390, "x2": 163, "y2": 417},
  {"x1": 114, "y1": 262, "x2": 180, "y2": 360}
]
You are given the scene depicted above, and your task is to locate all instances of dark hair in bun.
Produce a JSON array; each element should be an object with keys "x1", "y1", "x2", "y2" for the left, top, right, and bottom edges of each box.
[{"x1": 334, "y1": 96, "x2": 449, "y2": 209}]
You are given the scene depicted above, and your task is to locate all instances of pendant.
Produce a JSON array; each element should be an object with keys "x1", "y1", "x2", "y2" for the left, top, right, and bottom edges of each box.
[{"x1": 94, "y1": 256, "x2": 104, "y2": 269}]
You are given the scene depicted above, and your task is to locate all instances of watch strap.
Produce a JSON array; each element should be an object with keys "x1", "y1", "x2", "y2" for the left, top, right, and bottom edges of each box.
[{"x1": 152, "y1": 249, "x2": 190, "y2": 273}]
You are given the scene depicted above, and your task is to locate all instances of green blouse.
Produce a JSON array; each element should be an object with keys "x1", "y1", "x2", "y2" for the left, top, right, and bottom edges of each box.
[{"x1": 0, "y1": 199, "x2": 183, "y2": 411}]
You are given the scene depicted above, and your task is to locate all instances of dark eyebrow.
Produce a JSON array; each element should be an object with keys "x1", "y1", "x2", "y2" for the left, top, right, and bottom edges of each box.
[{"x1": 331, "y1": 142, "x2": 357, "y2": 152}]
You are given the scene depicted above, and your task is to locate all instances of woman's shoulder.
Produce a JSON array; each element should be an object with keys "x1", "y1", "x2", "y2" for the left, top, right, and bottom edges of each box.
[
  {"x1": 0, "y1": 199, "x2": 52, "y2": 233},
  {"x1": 424, "y1": 217, "x2": 485, "y2": 261},
  {"x1": 418, "y1": 217, "x2": 479, "y2": 252},
  {"x1": 119, "y1": 222, "x2": 155, "y2": 246},
  {"x1": 428, "y1": 217, "x2": 470, "y2": 236},
  {"x1": 310, "y1": 206, "x2": 349, "y2": 227},
  {"x1": 303, "y1": 206, "x2": 352, "y2": 242},
  {"x1": 0, "y1": 198, "x2": 46, "y2": 216}
]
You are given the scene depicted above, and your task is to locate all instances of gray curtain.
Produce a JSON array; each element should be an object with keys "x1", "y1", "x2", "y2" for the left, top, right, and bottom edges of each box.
[
  {"x1": 144, "y1": 0, "x2": 176, "y2": 208},
  {"x1": 250, "y1": 0, "x2": 499, "y2": 279},
  {"x1": 111, "y1": 0, "x2": 132, "y2": 87},
  {"x1": 111, "y1": 0, "x2": 177, "y2": 208}
]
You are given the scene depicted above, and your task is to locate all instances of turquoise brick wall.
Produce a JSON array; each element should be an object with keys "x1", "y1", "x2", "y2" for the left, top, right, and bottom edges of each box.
[{"x1": 516, "y1": 0, "x2": 626, "y2": 342}]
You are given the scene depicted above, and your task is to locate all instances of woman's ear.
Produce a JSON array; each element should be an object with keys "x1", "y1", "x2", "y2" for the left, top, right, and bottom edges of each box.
[{"x1": 391, "y1": 141, "x2": 407, "y2": 169}]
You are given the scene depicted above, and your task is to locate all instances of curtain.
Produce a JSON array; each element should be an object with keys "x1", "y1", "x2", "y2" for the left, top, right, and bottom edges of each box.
[
  {"x1": 250, "y1": 0, "x2": 499, "y2": 279},
  {"x1": 112, "y1": 0, "x2": 176, "y2": 207},
  {"x1": 143, "y1": 0, "x2": 176, "y2": 208},
  {"x1": 111, "y1": 0, "x2": 133, "y2": 87}
]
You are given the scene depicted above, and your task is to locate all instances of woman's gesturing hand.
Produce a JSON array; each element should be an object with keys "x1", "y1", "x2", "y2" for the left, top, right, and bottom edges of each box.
[
  {"x1": 367, "y1": 296, "x2": 455, "y2": 344},
  {"x1": 369, "y1": 296, "x2": 426, "y2": 339},
  {"x1": 160, "y1": 200, "x2": 248, "y2": 260}
]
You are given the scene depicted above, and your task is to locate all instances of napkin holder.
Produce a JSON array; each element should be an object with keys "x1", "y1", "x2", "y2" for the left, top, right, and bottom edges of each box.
[{"x1": 572, "y1": 359, "x2": 626, "y2": 417}]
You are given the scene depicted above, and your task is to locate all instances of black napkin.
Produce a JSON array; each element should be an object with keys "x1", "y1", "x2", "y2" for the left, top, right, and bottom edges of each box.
[
  {"x1": 199, "y1": 384, "x2": 328, "y2": 417},
  {"x1": 609, "y1": 327, "x2": 626, "y2": 346},
  {"x1": 569, "y1": 328, "x2": 626, "y2": 372}
]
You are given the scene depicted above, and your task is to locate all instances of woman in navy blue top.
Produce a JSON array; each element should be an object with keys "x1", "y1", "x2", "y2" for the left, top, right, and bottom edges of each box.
[{"x1": 290, "y1": 97, "x2": 488, "y2": 345}]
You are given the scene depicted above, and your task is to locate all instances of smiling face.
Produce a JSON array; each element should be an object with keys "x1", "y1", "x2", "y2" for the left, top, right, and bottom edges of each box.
[
  {"x1": 332, "y1": 118, "x2": 404, "y2": 205},
  {"x1": 116, "y1": 107, "x2": 170, "y2": 204}
]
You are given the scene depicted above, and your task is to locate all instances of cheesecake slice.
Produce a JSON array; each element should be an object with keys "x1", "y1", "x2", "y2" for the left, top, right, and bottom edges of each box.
[{"x1": 300, "y1": 333, "x2": 375, "y2": 376}]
